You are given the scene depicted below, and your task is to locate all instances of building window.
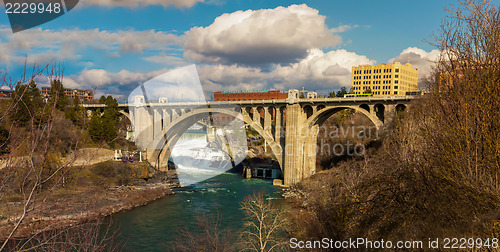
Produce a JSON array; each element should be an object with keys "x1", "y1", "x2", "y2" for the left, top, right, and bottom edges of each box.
[
  {"x1": 395, "y1": 69, "x2": 399, "y2": 73},
  {"x1": 395, "y1": 80, "x2": 399, "y2": 84},
  {"x1": 394, "y1": 86, "x2": 398, "y2": 89},
  {"x1": 394, "y1": 91, "x2": 398, "y2": 95},
  {"x1": 395, "y1": 75, "x2": 399, "y2": 78}
]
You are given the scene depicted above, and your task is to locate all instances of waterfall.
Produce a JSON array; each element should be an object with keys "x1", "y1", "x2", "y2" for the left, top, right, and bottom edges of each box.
[{"x1": 171, "y1": 130, "x2": 234, "y2": 186}]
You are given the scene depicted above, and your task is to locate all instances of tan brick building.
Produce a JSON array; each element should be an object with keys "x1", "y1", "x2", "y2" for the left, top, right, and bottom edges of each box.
[{"x1": 351, "y1": 62, "x2": 418, "y2": 96}]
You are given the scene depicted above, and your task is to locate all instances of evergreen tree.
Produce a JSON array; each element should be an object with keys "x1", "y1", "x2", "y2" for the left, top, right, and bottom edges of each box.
[
  {"x1": 102, "y1": 95, "x2": 120, "y2": 142},
  {"x1": 88, "y1": 95, "x2": 121, "y2": 143},
  {"x1": 10, "y1": 81, "x2": 43, "y2": 126},
  {"x1": 49, "y1": 79, "x2": 68, "y2": 111},
  {"x1": 336, "y1": 87, "x2": 348, "y2": 97},
  {"x1": 99, "y1": 95, "x2": 106, "y2": 104},
  {"x1": 66, "y1": 96, "x2": 85, "y2": 127},
  {"x1": 101, "y1": 111, "x2": 117, "y2": 142},
  {"x1": 0, "y1": 125, "x2": 9, "y2": 154},
  {"x1": 88, "y1": 110, "x2": 102, "y2": 142}
]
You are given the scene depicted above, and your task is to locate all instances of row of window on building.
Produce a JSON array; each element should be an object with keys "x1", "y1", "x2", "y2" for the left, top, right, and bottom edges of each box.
[
  {"x1": 354, "y1": 74, "x2": 407, "y2": 80},
  {"x1": 39, "y1": 87, "x2": 94, "y2": 101},
  {"x1": 352, "y1": 85, "x2": 397, "y2": 91},
  {"x1": 352, "y1": 90, "x2": 398, "y2": 95},
  {"x1": 353, "y1": 68, "x2": 400, "y2": 75},
  {"x1": 354, "y1": 80, "x2": 401, "y2": 85}
]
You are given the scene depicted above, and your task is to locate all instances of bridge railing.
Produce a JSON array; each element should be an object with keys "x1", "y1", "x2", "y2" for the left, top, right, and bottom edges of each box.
[{"x1": 81, "y1": 95, "x2": 417, "y2": 108}]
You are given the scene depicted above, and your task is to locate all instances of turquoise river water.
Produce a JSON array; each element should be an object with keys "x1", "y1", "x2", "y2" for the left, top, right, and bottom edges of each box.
[{"x1": 108, "y1": 131, "x2": 284, "y2": 251}]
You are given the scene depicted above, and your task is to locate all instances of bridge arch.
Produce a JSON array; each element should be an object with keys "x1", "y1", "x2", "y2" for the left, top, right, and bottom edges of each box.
[
  {"x1": 302, "y1": 105, "x2": 314, "y2": 118},
  {"x1": 307, "y1": 105, "x2": 383, "y2": 130},
  {"x1": 374, "y1": 104, "x2": 385, "y2": 123},
  {"x1": 150, "y1": 107, "x2": 283, "y2": 171},
  {"x1": 396, "y1": 104, "x2": 406, "y2": 112},
  {"x1": 118, "y1": 110, "x2": 131, "y2": 121},
  {"x1": 359, "y1": 104, "x2": 370, "y2": 113}
]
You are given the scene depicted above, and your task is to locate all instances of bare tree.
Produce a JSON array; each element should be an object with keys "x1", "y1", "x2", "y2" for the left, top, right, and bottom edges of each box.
[
  {"x1": 170, "y1": 211, "x2": 236, "y2": 252},
  {"x1": 424, "y1": 0, "x2": 500, "y2": 193},
  {"x1": 238, "y1": 193, "x2": 287, "y2": 252},
  {"x1": 0, "y1": 63, "x2": 120, "y2": 251},
  {"x1": 4, "y1": 218, "x2": 122, "y2": 251}
]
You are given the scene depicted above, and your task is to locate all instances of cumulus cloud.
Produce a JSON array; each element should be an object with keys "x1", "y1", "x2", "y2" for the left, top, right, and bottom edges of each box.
[
  {"x1": 53, "y1": 48, "x2": 370, "y2": 101},
  {"x1": 80, "y1": 0, "x2": 204, "y2": 8},
  {"x1": 184, "y1": 4, "x2": 348, "y2": 65},
  {"x1": 198, "y1": 49, "x2": 374, "y2": 93},
  {"x1": 388, "y1": 47, "x2": 441, "y2": 80},
  {"x1": 0, "y1": 27, "x2": 183, "y2": 64},
  {"x1": 64, "y1": 68, "x2": 168, "y2": 89},
  {"x1": 45, "y1": 68, "x2": 170, "y2": 102}
]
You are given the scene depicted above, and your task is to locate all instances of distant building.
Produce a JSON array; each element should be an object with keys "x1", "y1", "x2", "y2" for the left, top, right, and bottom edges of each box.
[
  {"x1": 0, "y1": 89, "x2": 12, "y2": 99},
  {"x1": 214, "y1": 90, "x2": 288, "y2": 101},
  {"x1": 212, "y1": 90, "x2": 288, "y2": 124},
  {"x1": 351, "y1": 62, "x2": 418, "y2": 96},
  {"x1": 40, "y1": 87, "x2": 94, "y2": 102}
]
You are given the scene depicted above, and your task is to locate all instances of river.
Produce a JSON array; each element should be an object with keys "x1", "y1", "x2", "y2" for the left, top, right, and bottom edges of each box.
[{"x1": 108, "y1": 130, "x2": 284, "y2": 251}]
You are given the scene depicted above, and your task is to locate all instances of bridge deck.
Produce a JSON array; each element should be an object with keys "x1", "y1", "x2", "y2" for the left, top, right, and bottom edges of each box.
[{"x1": 82, "y1": 95, "x2": 417, "y2": 108}]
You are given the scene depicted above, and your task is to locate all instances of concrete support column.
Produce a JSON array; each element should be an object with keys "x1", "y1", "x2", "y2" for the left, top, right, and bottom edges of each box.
[
  {"x1": 252, "y1": 107, "x2": 259, "y2": 124},
  {"x1": 303, "y1": 125, "x2": 318, "y2": 178},
  {"x1": 369, "y1": 105, "x2": 375, "y2": 116},
  {"x1": 153, "y1": 108, "x2": 162, "y2": 140},
  {"x1": 162, "y1": 109, "x2": 170, "y2": 129},
  {"x1": 171, "y1": 109, "x2": 179, "y2": 121},
  {"x1": 134, "y1": 106, "x2": 153, "y2": 148},
  {"x1": 384, "y1": 104, "x2": 396, "y2": 126},
  {"x1": 264, "y1": 107, "x2": 272, "y2": 138},
  {"x1": 284, "y1": 104, "x2": 303, "y2": 186},
  {"x1": 274, "y1": 107, "x2": 282, "y2": 142}
]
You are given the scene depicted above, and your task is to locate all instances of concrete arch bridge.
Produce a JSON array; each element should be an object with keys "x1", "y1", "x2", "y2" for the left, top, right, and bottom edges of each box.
[{"x1": 84, "y1": 94, "x2": 415, "y2": 186}]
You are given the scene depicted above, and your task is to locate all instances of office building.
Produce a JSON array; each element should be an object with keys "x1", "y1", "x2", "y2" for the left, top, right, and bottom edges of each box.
[{"x1": 351, "y1": 62, "x2": 418, "y2": 96}]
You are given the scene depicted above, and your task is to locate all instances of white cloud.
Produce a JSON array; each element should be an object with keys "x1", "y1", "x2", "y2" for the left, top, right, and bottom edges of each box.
[
  {"x1": 80, "y1": 0, "x2": 204, "y2": 8},
  {"x1": 184, "y1": 4, "x2": 348, "y2": 65},
  {"x1": 142, "y1": 52, "x2": 187, "y2": 66},
  {"x1": 0, "y1": 27, "x2": 183, "y2": 64},
  {"x1": 198, "y1": 48, "x2": 374, "y2": 92},
  {"x1": 52, "y1": 47, "x2": 371, "y2": 101},
  {"x1": 62, "y1": 68, "x2": 168, "y2": 89},
  {"x1": 388, "y1": 47, "x2": 441, "y2": 80}
]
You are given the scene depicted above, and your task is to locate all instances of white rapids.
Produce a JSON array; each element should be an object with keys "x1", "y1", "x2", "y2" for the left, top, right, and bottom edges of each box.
[{"x1": 170, "y1": 133, "x2": 234, "y2": 186}]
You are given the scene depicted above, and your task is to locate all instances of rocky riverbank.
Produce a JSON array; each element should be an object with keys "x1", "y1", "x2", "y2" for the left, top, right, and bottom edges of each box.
[{"x1": 0, "y1": 162, "x2": 179, "y2": 240}]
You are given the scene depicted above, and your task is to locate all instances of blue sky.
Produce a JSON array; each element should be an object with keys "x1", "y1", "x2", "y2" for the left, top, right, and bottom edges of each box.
[{"x1": 0, "y1": 0, "x2": 455, "y2": 101}]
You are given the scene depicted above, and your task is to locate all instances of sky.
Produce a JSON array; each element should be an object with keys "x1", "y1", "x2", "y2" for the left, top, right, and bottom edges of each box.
[{"x1": 0, "y1": 0, "x2": 455, "y2": 101}]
